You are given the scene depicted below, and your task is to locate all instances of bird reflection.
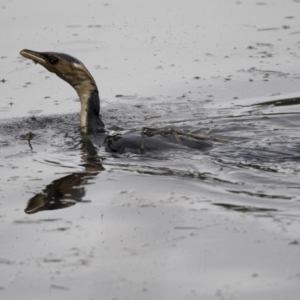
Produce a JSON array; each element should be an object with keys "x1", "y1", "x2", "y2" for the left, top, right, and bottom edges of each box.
[{"x1": 25, "y1": 137, "x2": 104, "y2": 214}]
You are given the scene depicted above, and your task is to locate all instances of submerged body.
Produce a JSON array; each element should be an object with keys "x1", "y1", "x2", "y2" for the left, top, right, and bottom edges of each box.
[{"x1": 20, "y1": 49, "x2": 212, "y2": 153}]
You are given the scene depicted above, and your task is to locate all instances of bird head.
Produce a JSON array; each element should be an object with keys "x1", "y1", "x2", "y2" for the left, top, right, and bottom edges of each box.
[{"x1": 20, "y1": 49, "x2": 97, "y2": 94}]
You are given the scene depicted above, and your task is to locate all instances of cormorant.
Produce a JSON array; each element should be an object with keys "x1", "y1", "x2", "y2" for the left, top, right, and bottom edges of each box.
[{"x1": 20, "y1": 49, "x2": 220, "y2": 152}]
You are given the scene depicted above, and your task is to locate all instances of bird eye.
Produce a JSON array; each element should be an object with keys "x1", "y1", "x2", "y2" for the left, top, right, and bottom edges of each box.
[{"x1": 44, "y1": 54, "x2": 59, "y2": 65}]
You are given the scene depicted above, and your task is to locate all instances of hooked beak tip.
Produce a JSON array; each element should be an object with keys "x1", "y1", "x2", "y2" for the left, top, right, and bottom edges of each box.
[{"x1": 20, "y1": 49, "x2": 47, "y2": 65}]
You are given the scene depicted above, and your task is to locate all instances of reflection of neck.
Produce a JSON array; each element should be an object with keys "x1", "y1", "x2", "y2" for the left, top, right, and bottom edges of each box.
[
  {"x1": 76, "y1": 84, "x2": 105, "y2": 134},
  {"x1": 81, "y1": 136, "x2": 105, "y2": 171},
  {"x1": 24, "y1": 136, "x2": 104, "y2": 214}
]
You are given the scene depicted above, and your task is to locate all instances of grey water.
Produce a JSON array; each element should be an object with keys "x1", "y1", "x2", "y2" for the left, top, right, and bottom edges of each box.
[{"x1": 1, "y1": 0, "x2": 300, "y2": 299}]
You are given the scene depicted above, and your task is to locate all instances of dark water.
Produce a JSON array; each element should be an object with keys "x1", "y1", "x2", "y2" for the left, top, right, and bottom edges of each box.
[{"x1": 2, "y1": 91, "x2": 300, "y2": 216}]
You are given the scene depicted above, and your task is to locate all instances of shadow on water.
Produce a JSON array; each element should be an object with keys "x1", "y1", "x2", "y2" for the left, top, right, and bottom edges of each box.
[
  {"x1": 253, "y1": 96, "x2": 300, "y2": 107},
  {"x1": 213, "y1": 203, "x2": 277, "y2": 213}
]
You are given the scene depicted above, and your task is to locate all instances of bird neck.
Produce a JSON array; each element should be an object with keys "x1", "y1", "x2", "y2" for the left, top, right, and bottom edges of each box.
[{"x1": 77, "y1": 88, "x2": 105, "y2": 134}]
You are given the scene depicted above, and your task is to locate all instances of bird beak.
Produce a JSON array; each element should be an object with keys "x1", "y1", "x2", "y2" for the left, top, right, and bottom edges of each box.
[
  {"x1": 20, "y1": 49, "x2": 47, "y2": 65},
  {"x1": 20, "y1": 49, "x2": 58, "y2": 74}
]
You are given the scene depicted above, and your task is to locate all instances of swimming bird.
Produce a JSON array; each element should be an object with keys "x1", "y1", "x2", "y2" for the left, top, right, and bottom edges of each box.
[{"x1": 20, "y1": 49, "x2": 221, "y2": 152}]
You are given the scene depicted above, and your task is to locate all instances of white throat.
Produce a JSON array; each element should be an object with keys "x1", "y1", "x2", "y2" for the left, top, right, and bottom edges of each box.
[{"x1": 79, "y1": 91, "x2": 90, "y2": 133}]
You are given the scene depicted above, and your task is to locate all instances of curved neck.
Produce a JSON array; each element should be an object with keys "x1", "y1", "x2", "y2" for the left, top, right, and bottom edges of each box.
[{"x1": 77, "y1": 88, "x2": 105, "y2": 134}]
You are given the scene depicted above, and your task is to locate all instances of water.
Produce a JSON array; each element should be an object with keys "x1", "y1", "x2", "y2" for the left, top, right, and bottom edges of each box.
[{"x1": 1, "y1": 0, "x2": 300, "y2": 299}]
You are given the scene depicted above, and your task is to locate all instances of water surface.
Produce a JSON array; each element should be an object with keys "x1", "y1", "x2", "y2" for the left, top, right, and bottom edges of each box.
[{"x1": 1, "y1": 0, "x2": 300, "y2": 299}]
